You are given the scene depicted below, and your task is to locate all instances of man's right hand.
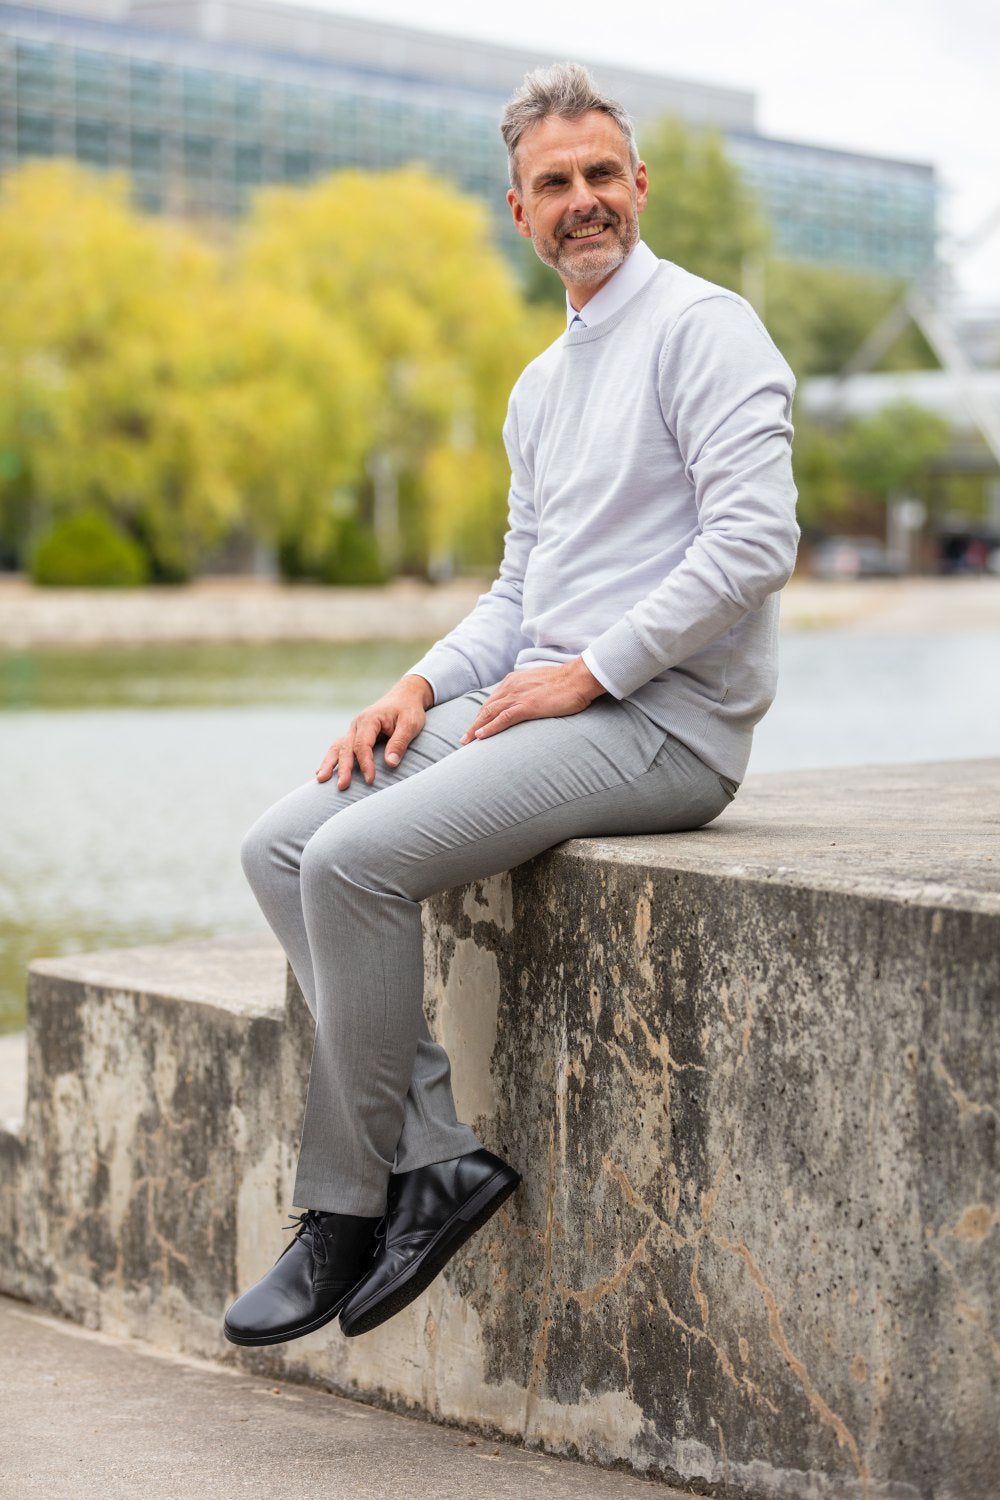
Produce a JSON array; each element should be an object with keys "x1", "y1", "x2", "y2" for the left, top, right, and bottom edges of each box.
[{"x1": 315, "y1": 675, "x2": 434, "y2": 789}]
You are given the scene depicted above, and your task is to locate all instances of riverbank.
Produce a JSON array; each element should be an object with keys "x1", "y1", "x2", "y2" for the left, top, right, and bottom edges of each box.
[{"x1": 1, "y1": 573, "x2": 997, "y2": 647}]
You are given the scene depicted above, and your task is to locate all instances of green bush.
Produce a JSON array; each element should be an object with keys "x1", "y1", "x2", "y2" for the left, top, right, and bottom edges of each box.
[
  {"x1": 278, "y1": 516, "x2": 387, "y2": 586},
  {"x1": 321, "y1": 517, "x2": 387, "y2": 586},
  {"x1": 30, "y1": 509, "x2": 151, "y2": 587}
]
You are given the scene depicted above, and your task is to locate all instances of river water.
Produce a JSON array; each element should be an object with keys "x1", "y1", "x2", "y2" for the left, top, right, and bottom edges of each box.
[{"x1": 1, "y1": 630, "x2": 997, "y2": 1031}]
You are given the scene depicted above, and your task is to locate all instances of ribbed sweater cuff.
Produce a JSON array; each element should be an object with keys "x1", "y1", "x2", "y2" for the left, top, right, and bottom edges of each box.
[
  {"x1": 403, "y1": 648, "x2": 478, "y2": 707},
  {"x1": 582, "y1": 620, "x2": 667, "y2": 700}
]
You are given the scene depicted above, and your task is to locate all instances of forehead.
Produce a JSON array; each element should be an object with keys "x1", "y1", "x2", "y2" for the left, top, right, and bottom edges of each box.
[{"x1": 516, "y1": 110, "x2": 631, "y2": 182}]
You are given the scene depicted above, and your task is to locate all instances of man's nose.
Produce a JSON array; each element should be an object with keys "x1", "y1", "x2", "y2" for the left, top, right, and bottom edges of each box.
[{"x1": 566, "y1": 171, "x2": 600, "y2": 218}]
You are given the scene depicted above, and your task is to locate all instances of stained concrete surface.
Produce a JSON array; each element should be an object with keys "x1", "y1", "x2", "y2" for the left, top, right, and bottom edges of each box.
[
  {"x1": 0, "y1": 1031, "x2": 25, "y2": 1132},
  {"x1": 0, "y1": 1294, "x2": 682, "y2": 1500},
  {"x1": 575, "y1": 757, "x2": 999, "y2": 911},
  {"x1": 2, "y1": 760, "x2": 997, "y2": 1497}
]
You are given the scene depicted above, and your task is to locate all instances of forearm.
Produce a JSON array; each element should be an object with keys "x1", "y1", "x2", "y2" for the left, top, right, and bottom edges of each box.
[
  {"x1": 583, "y1": 498, "x2": 799, "y2": 700},
  {"x1": 404, "y1": 583, "x2": 529, "y2": 706}
]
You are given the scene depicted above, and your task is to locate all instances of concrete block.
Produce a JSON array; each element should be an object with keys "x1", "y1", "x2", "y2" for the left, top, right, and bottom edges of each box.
[{"x1": 1, "y1": 761, "x2": 997, "y2": 1499}]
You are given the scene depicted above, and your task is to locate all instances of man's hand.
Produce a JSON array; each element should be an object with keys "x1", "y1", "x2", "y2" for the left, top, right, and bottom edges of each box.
[
  {"x1": 316, "y1": 674, "x2": 434, "y2": 789},
  {"x1": 459, "y1": 658, "x2": 605, "y2": 744}
]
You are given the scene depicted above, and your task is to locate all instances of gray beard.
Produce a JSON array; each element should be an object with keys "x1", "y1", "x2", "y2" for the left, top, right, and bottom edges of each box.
[{"x1": 533, "y1": 213, "x2": 638, "y2": 286}]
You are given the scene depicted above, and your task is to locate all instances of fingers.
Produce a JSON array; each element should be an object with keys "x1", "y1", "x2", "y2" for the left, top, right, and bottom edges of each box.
[
  {"x1": 313, "y1": 728, "x2": 375, "y2": 790},
  {"x1": 459, "y1": 694, "x2": 499, "y2": 745},
  {"x1": 384, "y1": 706, "x2": 424, "y2": 766},
  {"x1": 315, "y1": 741, "x2": 340, "y2": 783},
  {"x1": 460, "y1": 697, "x2": 519, "y2": 744},
  {"x1": 336, "y1": 739, "x2": 357, "y2": 790},
  {"x1": 317, "y1": 705, "x2": 424, "y2": 788},
  {"x1": 382, "y1": 735, "x2": 406, "y2": 767}
]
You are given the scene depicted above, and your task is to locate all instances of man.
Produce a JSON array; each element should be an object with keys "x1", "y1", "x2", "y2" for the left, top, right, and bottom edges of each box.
[{"x1": 223, "y1": 61, "x2": 798, "y2": 1347}]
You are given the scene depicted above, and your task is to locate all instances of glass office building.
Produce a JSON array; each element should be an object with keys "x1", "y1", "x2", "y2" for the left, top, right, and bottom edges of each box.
[
  {"x1": 726, "y1": 131, "x2": 937, "y2": 279},
  {"x1": 0, "y1": 0, "x2": 937, "y2": 278},
  {"x1": 0, "y1": 2, "x2": 514, "y2": 218}
]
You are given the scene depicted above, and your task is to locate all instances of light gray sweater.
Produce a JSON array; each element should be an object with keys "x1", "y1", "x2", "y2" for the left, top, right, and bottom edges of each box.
[{"x1": 406, "y1": 258, "x2": 799, "y2": 781}]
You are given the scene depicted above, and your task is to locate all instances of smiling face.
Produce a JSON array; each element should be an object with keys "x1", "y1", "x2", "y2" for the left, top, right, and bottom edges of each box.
[{"x1": 507, "y1": 110, "x2": 648, "y2": 308}]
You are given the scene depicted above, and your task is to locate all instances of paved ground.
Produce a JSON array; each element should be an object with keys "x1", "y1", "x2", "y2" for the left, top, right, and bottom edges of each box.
[
  {"x1": 0, "y1": 1295, "x2": 683, "y2": 1500},
  {"x1": 0, "y1": 574, "x2": 997, "y2": 647}
]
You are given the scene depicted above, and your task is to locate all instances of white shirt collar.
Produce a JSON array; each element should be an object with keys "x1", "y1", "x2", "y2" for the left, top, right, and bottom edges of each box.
[{"x1": 565, "y1": 239, "x2": 659, "y2": 330}]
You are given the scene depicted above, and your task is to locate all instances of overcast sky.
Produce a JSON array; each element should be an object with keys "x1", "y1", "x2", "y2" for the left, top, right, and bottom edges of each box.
[{"x1": 289, "y1": 0, "x2": 999, "y2": 304}]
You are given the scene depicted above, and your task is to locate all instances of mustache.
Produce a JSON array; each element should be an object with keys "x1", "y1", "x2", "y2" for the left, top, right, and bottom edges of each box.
[{"x1": 557, "y1": 211, "x2": 618, "y2": 238}]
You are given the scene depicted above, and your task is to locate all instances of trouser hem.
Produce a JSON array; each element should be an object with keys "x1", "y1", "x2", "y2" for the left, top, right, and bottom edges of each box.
[
  {"x1": 393, "y1": 1124, "x2": 484, "y2": 1175},
  {"x1": 291, "y1": 1181, "x2": 391, "y2": 1217}
]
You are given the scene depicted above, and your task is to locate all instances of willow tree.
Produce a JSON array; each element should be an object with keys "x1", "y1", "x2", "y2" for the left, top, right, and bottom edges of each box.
[
  {"x1": 238, "y1": 165, "x2": 561, "y2": 575},
  {"x1": 0, "y1": 158, "x2": 374, "y2": 579}
]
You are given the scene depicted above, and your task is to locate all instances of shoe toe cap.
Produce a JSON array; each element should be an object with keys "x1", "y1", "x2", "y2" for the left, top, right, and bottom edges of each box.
[{"x1": 224, "y1": 1280, "x2": 300, "y2": 1341}]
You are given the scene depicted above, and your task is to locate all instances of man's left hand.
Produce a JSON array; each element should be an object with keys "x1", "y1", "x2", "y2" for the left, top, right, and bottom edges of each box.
[{"x1": 459, "y1": 658, "x2": 606, "y2": 744}]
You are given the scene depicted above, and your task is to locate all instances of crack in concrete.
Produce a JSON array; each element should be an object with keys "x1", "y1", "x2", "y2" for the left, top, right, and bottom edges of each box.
[
  {"x1": 711, "y1": 1231, "x2": 870, "y2": 1497},
  {"x1": 524, "y1": 1119, "x2": 557, "y2": 1437},
  {"x1": 601, "y1": 1156, "x2": 779, "y2": 1417},
  {"x1": 933, "y1": 1057, "x2": 1000, "y2": 1126}
]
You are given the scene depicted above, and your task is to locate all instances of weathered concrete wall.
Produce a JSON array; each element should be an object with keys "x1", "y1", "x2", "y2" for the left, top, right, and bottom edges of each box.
[{"x1": 1, "y1": 760, "x2": 998, "y2": 1500}]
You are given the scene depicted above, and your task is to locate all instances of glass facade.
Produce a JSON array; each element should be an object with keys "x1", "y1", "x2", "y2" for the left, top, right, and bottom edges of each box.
[
  {"x1": 0, "y1": 5, "x2": 506, "y2": 219},
  {"x1": 726, "y1": 131, "x2": 937, "y2": 278},
  {"x1": 0, "y1": 3, "x2": 937, "y2": 278}
]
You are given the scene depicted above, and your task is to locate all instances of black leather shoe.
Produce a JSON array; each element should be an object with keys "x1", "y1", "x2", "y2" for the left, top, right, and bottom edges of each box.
[
  {"x1": 338, "y1": 1147, "x2": 521, "y2": 1337},
  {"x1": 223, "y1": 1208, "x2": 383, "y2": 1346}
]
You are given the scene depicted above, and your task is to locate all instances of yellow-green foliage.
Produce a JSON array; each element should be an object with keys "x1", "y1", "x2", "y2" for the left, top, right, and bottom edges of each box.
[
  {"x1": 0, "y1": 158, "x2": 560, "y2": 581},
  {"x1": 637, "y1": 116, "x2": 769, "y2": 294},
  {"x1": 237, "y1": 166, "x2": 560, "y2": 567},
  {"x1": 30, "y1": 507, "x2": 150, "y2": 586}
]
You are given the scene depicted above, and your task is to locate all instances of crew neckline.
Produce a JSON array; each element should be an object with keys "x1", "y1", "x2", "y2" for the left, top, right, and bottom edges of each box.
[
  {"x1": 565, "y1": 239, "x2": 659, "y2": 329},
  {"x1": 563, "y1": 261, "x2": 673, "y2": 344}
]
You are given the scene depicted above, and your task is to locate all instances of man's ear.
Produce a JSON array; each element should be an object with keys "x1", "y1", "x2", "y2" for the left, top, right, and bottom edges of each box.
[
  {"x1": 635, "y1": 159, "x2": 649, "y2": 215},
  {"x1": 507, "y1": 188, "x2": 534, "y2": 240}
]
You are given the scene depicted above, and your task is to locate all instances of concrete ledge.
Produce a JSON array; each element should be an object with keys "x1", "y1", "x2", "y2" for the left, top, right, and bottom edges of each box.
[{"x1": 1, "y1": 761, "x2": 997, "y2": 1499}]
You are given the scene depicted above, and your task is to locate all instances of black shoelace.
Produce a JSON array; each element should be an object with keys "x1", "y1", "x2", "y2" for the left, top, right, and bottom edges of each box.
[
  {"x1": 372, "y1": 1181, "x2": 401, "y2": 1254},
  {"x1": 284, "y1": 1206, "x2": 390, "y2": 1265},
  {"x1": 282, "y1": 1209, "x2": 331, "y2": 1267}
]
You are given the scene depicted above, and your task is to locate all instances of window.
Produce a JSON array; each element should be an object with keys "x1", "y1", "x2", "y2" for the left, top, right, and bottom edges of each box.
[
  {"x1": 17, "y1": 109, "x2": 55, "y2": 156},
  {"x1": 16, "y1": 39, "x2": 55, "y2": 101},
  {"x1": 130, "y1": 59, "x2": 163, "y2": 120},
  {"x1": 74, "y1": 49, "x2": 114, "y2": 113},
  {"x1": 182, "y1": 68, "x2": 215, "y2": 125},
  {"x1": 130, "y1": 128, "x2": 161, "y2": 172},
  {"x1": 76, "y1": 117, "x2": 111, "y2": 166}
]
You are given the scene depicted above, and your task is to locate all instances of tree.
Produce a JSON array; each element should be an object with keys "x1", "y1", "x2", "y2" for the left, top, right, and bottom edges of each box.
[
  {"x1": 762, "y1": 261, "x2": 937, "y2": 378},
  {"x1": 789, "y1": 409, "x2": 852, "y2": 530},
  {"x1": 0, "y1": 159, "x2": 228, "y2": 576},
  {"x1": 837, "y1": 400, "x2": 950, "y2": 502},
  {"x1": 0, "y1": 158, "x2": 375, "y2": 579},
  {"x1": 238, "y1": 165, "x2": 561, "y2": 575},
  {"x1": 637, "y1": 116, "x2": 769, "y2": 295}
]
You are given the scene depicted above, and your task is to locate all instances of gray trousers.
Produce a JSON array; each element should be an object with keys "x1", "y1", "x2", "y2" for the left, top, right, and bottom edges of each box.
[{"x1": 240, "y1": 682, "x2": 736, "y2": 1215}]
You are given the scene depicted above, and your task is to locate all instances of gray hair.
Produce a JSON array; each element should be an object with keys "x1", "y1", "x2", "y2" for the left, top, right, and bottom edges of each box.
[{"x1": 500, "y1": 61, "x2": 639, "y2": 194}]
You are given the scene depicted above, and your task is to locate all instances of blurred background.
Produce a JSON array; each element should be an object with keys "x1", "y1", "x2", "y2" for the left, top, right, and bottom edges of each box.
[{"x1": 1, "y1": 0, "x2": 998, "y2": 1030}]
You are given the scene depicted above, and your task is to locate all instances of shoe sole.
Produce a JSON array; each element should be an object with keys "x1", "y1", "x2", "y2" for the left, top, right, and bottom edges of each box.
[
  {"x1": 340, "y1": 1167, "x2": 521, "y2": 1338},
  {"x1": 223, "y1": 1278, "x2": 365, "y2": 1347}
]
